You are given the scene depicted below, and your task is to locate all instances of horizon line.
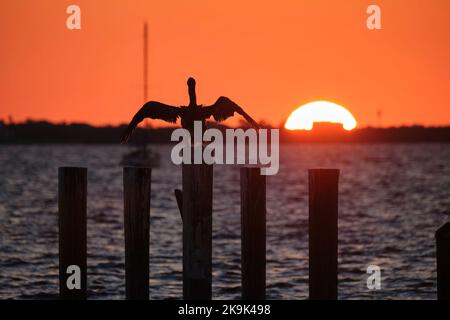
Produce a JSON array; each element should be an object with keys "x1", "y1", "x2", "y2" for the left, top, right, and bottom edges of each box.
[{"x1": 2, "y1": 118, "x2": 450, "y2": 130}]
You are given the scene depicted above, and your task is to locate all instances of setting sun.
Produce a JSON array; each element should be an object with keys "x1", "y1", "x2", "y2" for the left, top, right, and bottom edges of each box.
[{"x1": 285, "y1": 101, "x2": 357, "y2": 131}]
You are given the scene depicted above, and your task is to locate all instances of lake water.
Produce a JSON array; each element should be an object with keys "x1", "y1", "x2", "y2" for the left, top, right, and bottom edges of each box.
[{"x1": 0, "y1": 144, "x2": 449, "y2": 299}]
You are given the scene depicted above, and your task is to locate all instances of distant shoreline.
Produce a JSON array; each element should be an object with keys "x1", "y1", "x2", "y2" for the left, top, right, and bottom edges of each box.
[{"x1": 1, "y1": 120, "x2": 450, "y2": 144}]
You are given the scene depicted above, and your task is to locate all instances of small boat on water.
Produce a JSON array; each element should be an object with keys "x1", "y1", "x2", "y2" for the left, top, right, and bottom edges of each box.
[{"x1": 120, "y1": 145, "x2": 160, "y2": 167}]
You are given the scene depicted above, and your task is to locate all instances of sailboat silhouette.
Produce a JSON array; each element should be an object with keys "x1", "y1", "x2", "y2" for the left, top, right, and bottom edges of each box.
[{"x1": 120, "y1": 22, "x2": 160, "y2": 167}]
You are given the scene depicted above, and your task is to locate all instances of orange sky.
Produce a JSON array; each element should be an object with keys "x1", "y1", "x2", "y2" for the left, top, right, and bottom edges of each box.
[{"x1": 0, "y1": 0, "x2": 449, "y2": 127}]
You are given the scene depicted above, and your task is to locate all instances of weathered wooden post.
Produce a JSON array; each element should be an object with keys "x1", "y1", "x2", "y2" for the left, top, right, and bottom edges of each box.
[
  {"x1": 123, "y1": 167, "x2": 151, "y2": 300},
  {"x1": 58, "y1": 167, "x2": 87, "y2": 300},
  {"x1": 182, "y1": 155, "x2": 213, "y2": 300},
  {"x1": 436, "y1": 222, "x2": 450, "y2": 300},
  {"x1": 240, "y1": 167, "x2": 266, "y2": 300},
  {"x1": 308, "y1": 169, "x2": 339, "y2": 300}
]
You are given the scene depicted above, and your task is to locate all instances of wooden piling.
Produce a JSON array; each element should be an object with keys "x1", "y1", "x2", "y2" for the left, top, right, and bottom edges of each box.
[
  {"x1": 182, "y1": 162, "x2": 213, "y2": 299},
  {"x1": 240, "y1": 167, "x2": 266, "y2": 300},
  {"x1": 123, "y1": 167, "x2": 151, "y2": 300},
  {"x1": 308, "y1": 169, "x2": 339, "y2": 300},
  {"x1": 58, "y1": 167, "x2": 87, "y2": 300},
  {"x1": 436, "y1": 222, "x2": 450, "y2": 300}
]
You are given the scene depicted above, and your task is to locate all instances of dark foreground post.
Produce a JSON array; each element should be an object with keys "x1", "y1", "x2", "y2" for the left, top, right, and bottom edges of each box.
[
  {"x1": 240, "y1": 167, "x2": 266, "y2": 300},
  {"x1": 58, "y1": 167, "x2": 87, "y2": 300},
  {"x1": 436, "y1": 222, "x2": 450, "y2": 300},
  {"x1": 308, "y1": 169, "x2": 339, "y2": 300},
  {"x1": 123, "y1": 167, "x2": 151, "y2": 300},
  {"x1": 182, "y1": 162, "x2": 213, "y2": 299}
]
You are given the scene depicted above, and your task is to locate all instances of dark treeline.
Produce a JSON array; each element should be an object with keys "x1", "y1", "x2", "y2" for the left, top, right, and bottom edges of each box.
[
  {"x1": 1, "y1": 120, "x2": 450, "y2": 144},
  {"x1": 0, "y1": 121, "x2": 173, "y2": 144},
  {"x1": 281, "y1": 123, "x2": 450, "y2": 143}
]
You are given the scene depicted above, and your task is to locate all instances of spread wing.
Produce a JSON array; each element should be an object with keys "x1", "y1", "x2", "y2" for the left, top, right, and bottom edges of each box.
[
  {"x1": 202, "y1": 96, "x2": 260, "y2": 129},
  {"x1": 121, "y1": 101, "x2": 180, "y2": 143}
]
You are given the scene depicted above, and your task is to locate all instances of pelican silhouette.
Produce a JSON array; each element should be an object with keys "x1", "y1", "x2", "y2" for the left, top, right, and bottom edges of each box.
[{"x1": 120, "y1": 77, "x2": 259, "y2": 143}]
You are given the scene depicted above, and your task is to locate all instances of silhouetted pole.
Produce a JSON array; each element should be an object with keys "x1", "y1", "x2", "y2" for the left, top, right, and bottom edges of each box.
[
  {"x1": 436, "y1": 222, "x2": 450, "y2": 300},
  {"x1": 123, "y1": 167, "x2": 151, "y2": 300},
  {"x1": 182, "y1": 156, "x2": 213, "y2": 299},
  {"x1": 308, "y1": 169, "x2": 339, "y2": 300},
  {"x1": 58, "y1": 167, "x2": 87, "y2": 300},
  {"x1": 143, "y1": 22, "x2": 148, "y2": 103},
  {"x1": 240, "y1": 167, "x2": 266, "y2": 300}
]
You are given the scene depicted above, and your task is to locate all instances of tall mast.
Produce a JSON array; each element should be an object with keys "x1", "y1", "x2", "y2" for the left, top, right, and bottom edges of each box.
[
  {"x1": 143, "y1": 22, "x2": 148, "y2": 103},
  {"x1": 377, "y1": 108, "x2": 382, "y2": 128}
]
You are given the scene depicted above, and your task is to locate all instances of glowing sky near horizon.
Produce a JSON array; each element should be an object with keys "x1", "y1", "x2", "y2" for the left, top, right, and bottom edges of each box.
[{"x1": 0, "y1": 0, "x2": 449, "y2": 127}]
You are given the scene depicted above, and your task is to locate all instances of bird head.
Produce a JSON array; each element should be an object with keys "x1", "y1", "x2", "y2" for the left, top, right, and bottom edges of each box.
[{"x1": 187, "y1": 77, "x2": 196, "y2": 87}]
